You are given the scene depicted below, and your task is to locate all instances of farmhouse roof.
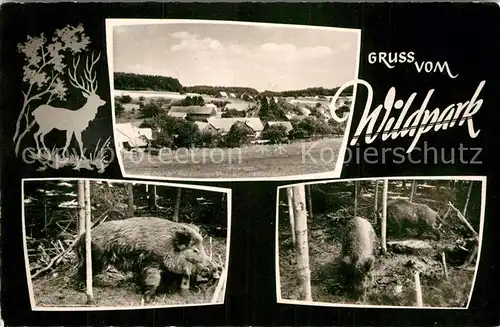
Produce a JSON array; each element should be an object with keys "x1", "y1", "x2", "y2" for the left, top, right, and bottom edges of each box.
[
  {"x1": 195, "y1": 121, "x2": 217, "y2": 132},
  {"x1": 219, "y1": 91, "x2": 228, "y2": 98},
  {"x1": 204, "y1": 103, "x2": 218, "y2": 109},
  {"x1": 224, "y1": 102, "x2": 250, "y2": 111},
  {"x1": 138, "y1": 128, "x2": 153, "y2": 140},
  {"x1": 122, "y1": 103, "x2": 140, "y2": 111},
  {"x1": 265, "y1": 121, "x2": 294, "y2": 133},
  {"x1": 169, "y1": 106, "x2": 216, "y2": 115},
  {"x1": 286, "y1": 114, "x2": 308, "y2": 121},
  {"x1": 115, "y1": 123, "x2": 150, "y2": 147},
  {"x1": 207, "y1": 117, "x2": 264, "y2": 133},
  {"x1": 169, "y1": 112, "x2": 187, "y2": 119},
  {"x1": 229, "y1": 92, "x2": 236, "y2": 98}
]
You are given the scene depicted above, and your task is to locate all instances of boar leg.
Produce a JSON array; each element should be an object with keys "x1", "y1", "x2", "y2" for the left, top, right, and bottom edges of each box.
[
  {"x1": 140, "y1": 266, "x2": 162, "y2": 303},
  {"x1": 180, "y1": 275, "x2": 191, "y2": 296}
]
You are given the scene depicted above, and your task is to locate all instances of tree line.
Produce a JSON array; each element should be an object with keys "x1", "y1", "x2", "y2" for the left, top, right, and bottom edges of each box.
[
  {"x1": 183, "y1": 85, "x2": 259, "y2": 97},
  {"x1": 114, "y1": 72, "x2": 182, "y2": 92},
  {"x1": 260, "y1": 85, "x2": 354, "y2": 98},
  {"x1": 114, "y1": 72, "x2": 352, "y2": 97}
]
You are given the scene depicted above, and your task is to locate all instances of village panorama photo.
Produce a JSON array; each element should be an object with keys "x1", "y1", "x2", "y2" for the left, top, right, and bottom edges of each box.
[{"x1": 106, "y1": 19, "x2": 361, "y2": 180}]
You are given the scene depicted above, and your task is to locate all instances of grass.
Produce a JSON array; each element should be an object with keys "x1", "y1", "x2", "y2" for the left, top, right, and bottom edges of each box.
[
  {"x1": 30, "y1": 236, "x2": 227, "y2": 308},
  {"x1": 122, "y1": 137, "x2": 343, "y2": 178},
  {"x1": 25, "y1": 137, "x2": 113, "y2": 173}
]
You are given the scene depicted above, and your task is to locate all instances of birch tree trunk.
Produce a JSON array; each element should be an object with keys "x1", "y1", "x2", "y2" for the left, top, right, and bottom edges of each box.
[
  {"x1": 292, "y1": 185, "x2": 312, "y2": 301},
  {"x1": 84, "y1": 180, "x2": 93, "y2": 304},
  {"x1": 463, "y1": 181, "x2": 473, "y2": 217},
  {"x1": 409, "y1": 180, "x2": 417, "y2": 202},
  {"x1": 286, "y1": 187, "x2": 296, "y2": 245},
  {"x1": 381, "y1": 179, "x2": 388, "y2": 255},
  {"x1": 77, "y1": 180, "x2": 85, "y2": 235}
]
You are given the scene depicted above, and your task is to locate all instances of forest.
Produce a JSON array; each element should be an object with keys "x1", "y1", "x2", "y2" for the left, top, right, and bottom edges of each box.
[
  {"x1": 113, "y1": 72, "x2": 352, "y2": 98},
  {"x1": 23, "y1": 179, "x2": 228, "y2": 308},
  {"x1": 278, "y1": 179, "x2": 482, "y2": 308},
  {"x1": 114, "y1": 72, "x2": 183, "y2": 92},
  {"x1": 183, "y1": 85, "x2": 259, "y2": 97},
  {"x1": 260, "y1": 85, "x2": 354, "y2": 98}
]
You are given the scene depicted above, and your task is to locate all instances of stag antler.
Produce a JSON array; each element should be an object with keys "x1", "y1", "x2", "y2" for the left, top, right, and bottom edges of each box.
[{"x1": 68, "y1": 51, "x2": 101, "y2": 95}]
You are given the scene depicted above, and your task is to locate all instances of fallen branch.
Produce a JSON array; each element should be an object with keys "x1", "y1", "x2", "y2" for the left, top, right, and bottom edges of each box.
[
  {"x1": 448, "y1": 202, "x2": 479, "y2": 240},
  {"x1": 31, "y1": 235, "x2": 81, "y2": 279},
  {"x1": 31, "y1": 209, "x2": 111, "y2": 279},
  {"x1": 441, "y1": 252, "x2": 449, "y2": 280}
]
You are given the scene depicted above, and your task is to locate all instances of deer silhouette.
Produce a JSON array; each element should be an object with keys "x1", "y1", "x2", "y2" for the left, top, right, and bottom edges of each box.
[{"x1": 32, "y1": 52, "x2": 106, "y2": 158}]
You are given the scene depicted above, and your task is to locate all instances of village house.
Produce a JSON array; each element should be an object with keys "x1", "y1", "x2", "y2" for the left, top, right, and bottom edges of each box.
[
  {"x1": 195, "y1": 122, "x2": 219, "y2": 135},
  {"x1": 115, "y1": 123, "x2": 153, "y2": 151},
  {"x1": 168, "y1": 106, "x2": 217, "y2": 122},
  {"x1": 218, "y1": 91, "x2": 228, "y2": 98},
  {"x1": 169, "y1": 112, "x2": 187, "y2": 119},
  {"x1": 204, "y1": 103, "x2": 218, "y2": 110},
  {"x1": 223, "y1": 102, "x2": 250, "y2": 112},
  {"x1": 285, "y1": 114, "x2": 308, "y2": 121},
  {"x1": 121, "y1": 103, "x2": 140, "y2": 111},
  {"x1": 335, "y1": 96, "x2": 353, "y2": 108},
  {"x1": 207, "y1": 117, "x2": 264, "y2": 138},
  {"x1": 240, "y1": 93, "x2": 255, "y2": 101}
]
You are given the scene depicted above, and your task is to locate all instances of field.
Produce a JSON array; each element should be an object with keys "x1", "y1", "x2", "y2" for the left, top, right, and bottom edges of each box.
[
  {"x1": 121, "y1": 137, "x2": 343, "y2": 179},
  {"x1": 30, "y1": 236, "x2": 227, "y2": 308},
  {"x1": 278, "y1": 180, "x2": 480, "y2": 307}
]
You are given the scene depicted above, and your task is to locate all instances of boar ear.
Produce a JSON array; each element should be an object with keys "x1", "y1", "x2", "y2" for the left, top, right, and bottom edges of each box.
[
  {"x1": 363, "y1": 257, "x2": 375, "y2": 272},
  {"x1": 174, "y1": 227, "x2": 194, "y2": 251}
]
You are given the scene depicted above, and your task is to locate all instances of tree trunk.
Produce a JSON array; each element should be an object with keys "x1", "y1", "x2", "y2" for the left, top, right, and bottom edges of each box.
[
  {"x1": 463, "y1": 181, "x2": 473, "y2": 217},
  {"x1": 374, "y1": 180, "x2": 379, "y2": 223},
  {"x1": 173, "y1": 188, "x2": 182, "y2": 222},
  {"x1": 84, "y1": 180, "x2": 93, "y2": 304},
  {"x1": 381, "y1": 179, "x2": 388, "y2": 255},
  {"x1": 354, "y1": 180, "x2": 359, "y2": 217},
  {"x1": 414, "y1": 271, "x2": 423, "y2": 307},
  {"x1": 306, "y1": 185, "x2": 313, "y2": 219},
  {"x1": 127, "y1": 183, "x2": 134, "y2": 218},
  {"x1": 292, "y1": 185, "x2": 312, "y2": 302},
  {"x1": 77, "y1": 180, "x2": 85, "y2": 235},
  {"x1": 286, "y1": 187, "x2": 296, "y2": 245},
  {"x1": 148, "y1": 184, "x2": 157, "y2": 212},
  {"x1": 409, "y1": 180, "x2": 417, "y2": 202}
]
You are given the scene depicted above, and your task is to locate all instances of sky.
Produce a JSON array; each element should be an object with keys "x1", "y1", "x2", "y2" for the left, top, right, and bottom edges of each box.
[{"x1": 112, "y1": 21, "x2": 360, "y2": 92}]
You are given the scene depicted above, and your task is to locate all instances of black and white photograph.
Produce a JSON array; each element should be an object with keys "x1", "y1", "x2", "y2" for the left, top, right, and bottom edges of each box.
[
  {"x1": 106, "y1": 19, "x2": 360, "y2": 181},
  {"x1": 22, "y1": 178, "x2": 230, "y2": 310},
  {"x1": 276, "y1": 177, "x2": 486, "y2": 308}
]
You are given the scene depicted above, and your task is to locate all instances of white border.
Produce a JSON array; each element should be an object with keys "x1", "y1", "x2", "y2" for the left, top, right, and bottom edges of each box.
[
  {"x1": 275, "y1": 176, "x2": 487, "y2": 309},
  {"x1": 105, "y1": 18, "x2": 361, "y2": 182},
  {"x1": 21, "y1": 177, "x2": 232, "y2": 311}
]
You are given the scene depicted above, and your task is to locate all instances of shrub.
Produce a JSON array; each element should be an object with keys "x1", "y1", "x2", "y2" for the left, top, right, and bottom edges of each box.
[
  {"x1": 262, "y1": 125, "x2": 289, "y2": 144},
  {"x1": 223, "y1": 124, "x2": 248, "y2": 148},
  {"x1": 140, "y1": 102, "x2": 164, "y2": 119}
]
